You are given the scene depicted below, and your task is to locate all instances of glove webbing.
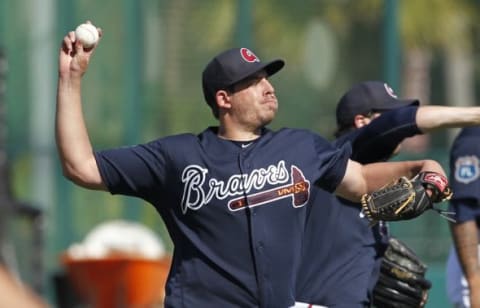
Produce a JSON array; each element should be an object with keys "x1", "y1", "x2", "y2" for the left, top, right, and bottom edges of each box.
[
  {"x1": 376, "y1": 272, "x2": 425, "y2": 300},
  {"x1": 381, "y1": 259, "x2": 431, "y2": 290},
  {"x1": 385, "y1": 237, "x2": 427, "y2": 274}
]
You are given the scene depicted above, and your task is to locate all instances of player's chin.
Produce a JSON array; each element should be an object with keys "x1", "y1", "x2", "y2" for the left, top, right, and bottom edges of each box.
[{"x1": 260, "y1": 109, "x2": 277, "y2": 125}]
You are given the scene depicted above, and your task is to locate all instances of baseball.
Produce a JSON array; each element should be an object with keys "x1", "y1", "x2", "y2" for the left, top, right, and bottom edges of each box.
[{"x1": 75, "y1": 23, "x2": 99, "y2": 48}]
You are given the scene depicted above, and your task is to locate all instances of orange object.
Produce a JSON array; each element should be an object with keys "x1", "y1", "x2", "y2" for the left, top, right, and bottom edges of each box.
[{"x1": 61, "y1": 254, "x2": 171, "y2": 308}]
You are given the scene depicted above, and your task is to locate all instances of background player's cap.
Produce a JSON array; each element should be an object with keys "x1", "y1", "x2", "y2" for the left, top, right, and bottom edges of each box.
[
  {"x1": 336, "y1": 81, "x2": 419, "y2": 129},
  {"x1": 202, "y1": 47, "x2": 285, "y2": 109}
]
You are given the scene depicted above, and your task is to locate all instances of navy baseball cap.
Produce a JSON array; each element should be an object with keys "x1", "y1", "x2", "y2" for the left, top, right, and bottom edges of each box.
[
  {"x1": 336, "y1": 81, "x2": 419, "y2": 129},
  {"x1": 202, "y1": 48, "x2": 285, "y2": 109}
]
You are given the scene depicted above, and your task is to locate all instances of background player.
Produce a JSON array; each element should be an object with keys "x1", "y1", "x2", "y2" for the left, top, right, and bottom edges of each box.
[
  {"x1": 56, "y1": 24, "x2": 448, "y2": 307},
  {"x1": 295, "y1": 81, "x2": 480, "y2": 307},
  {"x1": 446, "y1": 127, "x2": 480, "y2": 308}
]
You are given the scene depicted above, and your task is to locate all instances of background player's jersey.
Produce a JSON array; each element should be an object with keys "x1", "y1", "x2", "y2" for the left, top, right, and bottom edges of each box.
[
  {"x1": 448, "y1": 127, "x2": 480, "y2": 221},
  {"x1": 94, "y1": 127, "x2": 350, "y2": 308},
  {"x1": 296, "y1": 106, "x2": 420, "y2": 306},
  {"x1": 446, "y1": 127, "x2": 480, "y2": 307}
]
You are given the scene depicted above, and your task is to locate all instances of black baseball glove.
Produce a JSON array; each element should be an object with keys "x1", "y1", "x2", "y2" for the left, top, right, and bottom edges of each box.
[
  {"x1": 372, "y1": 237, "x2": 431, "y2": 308},
  {"x1": 361, "y1": 171, "x2": 453, "y2": 224}
]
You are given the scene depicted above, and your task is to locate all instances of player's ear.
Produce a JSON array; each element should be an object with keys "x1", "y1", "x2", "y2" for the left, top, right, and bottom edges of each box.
[
  {"x1": 353, "y1": 114, "x2": 370, "y2": 128},
  {"x1": 216, "y1": 90, "x2": 233, "y2": 110}
]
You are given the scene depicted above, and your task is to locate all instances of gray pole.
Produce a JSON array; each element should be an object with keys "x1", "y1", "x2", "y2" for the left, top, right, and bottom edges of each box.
[
  {"x1": 55, "y1": 0, "x2": 75, "y2": 257},
  {"x1": 123, "y1": 0, "x2": 143, "y2": 220},
  {"x1": 29, "y1": 0, "x2": 55, "y2": 212},
  {"x1": 383, "y1": 0, "x2": 400, "y2": 90},
  {"x1": 235, "y1": 0, "x2": 253, "y2": 48},
  {"x1": 28, "y1": 0, "x2": 56, "y2": 294}
]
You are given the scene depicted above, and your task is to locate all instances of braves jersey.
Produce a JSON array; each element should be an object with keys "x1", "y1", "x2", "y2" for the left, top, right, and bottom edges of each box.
[
  {"x1": 94, "y1": 126, "x2": 351, "y2": 308},
  {"x1": 296, "y1": 106, "x2": 420, "y2": 306}
]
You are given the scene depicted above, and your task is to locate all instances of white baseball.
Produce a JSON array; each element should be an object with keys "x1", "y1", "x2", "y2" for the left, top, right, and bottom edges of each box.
[{"x1": 75, "y1": 23, "x2": 99, "y2": 48}]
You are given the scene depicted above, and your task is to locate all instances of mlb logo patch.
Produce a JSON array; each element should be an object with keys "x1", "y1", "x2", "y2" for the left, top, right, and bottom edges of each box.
[
  {"x1": 240, "y1": 48, "x2": 260, "y2": 63},
  {"x1": 455, "y1": 155, "x2": 480, "y2": 184},
  {"x1": 383, "y1": 83, "x2": 398, "y2": 98}
]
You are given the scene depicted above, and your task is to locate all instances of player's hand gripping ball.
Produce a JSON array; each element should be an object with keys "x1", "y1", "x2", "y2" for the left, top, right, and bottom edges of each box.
[
  {"x1": 75, "y1": 23, "x2": 99, "y2": 49},
  {"x1": 361, "y1": 171, "x2": 452, "y2": 224}
]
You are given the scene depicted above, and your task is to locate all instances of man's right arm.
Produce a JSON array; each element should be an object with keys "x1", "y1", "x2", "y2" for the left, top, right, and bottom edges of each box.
[{"x1": 55, "y1": 26, "x2": 106, "y2": 191}]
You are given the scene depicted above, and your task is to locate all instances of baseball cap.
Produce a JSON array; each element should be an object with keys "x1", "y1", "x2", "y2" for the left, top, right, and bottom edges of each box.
[
  {"x1": 202, "y1": 48, "x2": 285, "y2": 108},
  {"x1": 336, "y1": 81, "x2": 419, "y2": 129}
]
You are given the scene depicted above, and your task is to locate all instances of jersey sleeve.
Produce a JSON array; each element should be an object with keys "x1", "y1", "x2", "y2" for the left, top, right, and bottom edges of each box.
[
  {"x1": 94, "y1": 140, "x2": 167, "y2": 199},
  {"x1": 449, "y1": 198, "x2": 480, "y2": 223},
  {"x1": 313, "y1": 136, "x2": 352, "y2": 193},
  {"x1": 336, "y1": 106, "x2": 420, "y2": 164}
]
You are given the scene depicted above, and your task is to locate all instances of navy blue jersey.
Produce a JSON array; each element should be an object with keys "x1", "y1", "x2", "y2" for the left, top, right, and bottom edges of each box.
[
  {"x1": 449, "y1": 127, "x2": 480, "y2": 223},
  {"x1": 94, "y1": 127, "x2": 350, "y2": 308},
  {"x1": 296, "y1": 106, "x2": 420, "y2": 306}
]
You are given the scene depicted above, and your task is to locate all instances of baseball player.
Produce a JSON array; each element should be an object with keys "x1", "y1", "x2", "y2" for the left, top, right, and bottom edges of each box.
[
  {"x1": 295, "y1": 81, "x2": 480, "y2": 307},
  {"x1": 56, "y1": 24, "x2": 447, "y2": 307},
  {"x1": 446, "y1": 127, "x2": 480, "y2": 308}
]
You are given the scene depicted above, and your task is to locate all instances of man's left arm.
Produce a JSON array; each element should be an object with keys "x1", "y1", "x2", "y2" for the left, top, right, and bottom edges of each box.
[
  {"x1": 335, "y1": 159, "x2": 446, "y2": 202},
  {"x1": 349, "y1": 105, "x2": 480, "y2": 164},
  {"x1": 416, "y1": 106, "x2": 480, "y2": 132},
  {"x1": 342, "y1": 106, "x2": 420, "y2": 164}
]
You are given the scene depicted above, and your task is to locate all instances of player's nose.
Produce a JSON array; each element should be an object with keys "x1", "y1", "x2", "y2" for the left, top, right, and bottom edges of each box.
[{"x1": 261, "y1": 78, "x2": 275, "y2": 96}]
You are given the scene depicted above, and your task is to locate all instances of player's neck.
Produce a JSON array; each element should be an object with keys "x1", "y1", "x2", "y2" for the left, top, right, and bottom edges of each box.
[{"x1": 217, "y1": 124, "x2": 262, "y2": 142}]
